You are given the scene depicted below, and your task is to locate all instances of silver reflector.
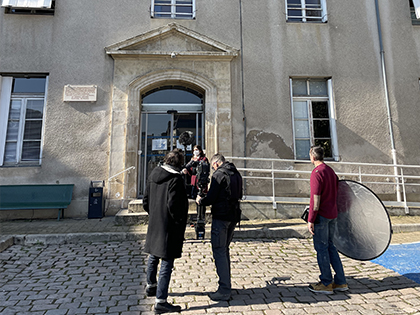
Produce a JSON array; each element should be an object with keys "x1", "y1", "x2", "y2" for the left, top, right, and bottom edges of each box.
[{"x1": 334, "y1": 180, "x2": 392, "y2": 261}]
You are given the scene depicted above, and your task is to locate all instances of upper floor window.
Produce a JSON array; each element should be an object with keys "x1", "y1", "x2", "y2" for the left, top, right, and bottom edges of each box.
[
  {"x1": 286, "y1": 0, "x2": 327, "y2": 23},
  {"x1": 410, "y1": 0, "x2": 420, "y2": 25},
  {"x1": 1, "y1": 0, "x2": 55, "y2": 15},
  {"x1": 0, "y1": 76, "x2": 47, "y2": 166},
  {"x1": 151, "y1": 0, "x2": 195, "y2": 19},
  {"x1": 290, "y1": 78, "x2": 338, "y2": 160}
]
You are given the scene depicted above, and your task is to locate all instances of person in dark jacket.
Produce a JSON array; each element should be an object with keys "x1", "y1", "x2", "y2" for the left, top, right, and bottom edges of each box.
[
  {"x1": 143, "y1": 149, "x2": 188, "y2": 314},
  {"x1": 182, "y1": 145, "x2": 209, "y2": 198},
  {"x1": 196, "y1": 153, "x2": 243, "y2": 301}
]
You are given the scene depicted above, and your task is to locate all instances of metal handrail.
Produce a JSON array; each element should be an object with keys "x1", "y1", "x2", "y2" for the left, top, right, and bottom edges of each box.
[
  {"x1": 226, "y1": 156, "x2": 420, "y2": 214},
  {"x1": 106, "y1": 166, "x2": 136, "y2": 211}
]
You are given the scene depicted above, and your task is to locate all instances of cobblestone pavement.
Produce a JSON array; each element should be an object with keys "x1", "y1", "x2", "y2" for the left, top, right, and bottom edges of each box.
[{"x1": 1, "y1": 238, "x2": 420, "y2": 315}]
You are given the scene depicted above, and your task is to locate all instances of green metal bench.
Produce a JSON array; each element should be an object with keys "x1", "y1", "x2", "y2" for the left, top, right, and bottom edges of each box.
[{"x1": 0, "y1": 184, "x2": 74, "y2": 221}]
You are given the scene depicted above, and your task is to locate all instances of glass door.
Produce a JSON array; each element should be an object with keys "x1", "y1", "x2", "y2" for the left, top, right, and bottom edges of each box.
[{"x1": 139, "y1": 112, "x2": 204, "y2": 196}]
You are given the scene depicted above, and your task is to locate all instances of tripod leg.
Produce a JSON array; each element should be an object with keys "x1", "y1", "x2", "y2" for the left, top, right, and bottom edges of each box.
[{"x1": 195, "y1": 203, "x2": 206, "y2": 240}]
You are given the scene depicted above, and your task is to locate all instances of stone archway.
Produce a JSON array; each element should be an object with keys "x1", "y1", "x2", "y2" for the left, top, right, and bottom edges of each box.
[{"x1": 105, "y1": 23, "x2": 238, "y2": 213}]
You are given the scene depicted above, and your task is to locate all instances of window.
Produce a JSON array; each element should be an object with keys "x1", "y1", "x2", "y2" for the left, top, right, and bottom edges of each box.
[
  {"x1": 290, "y1": 78, "x2": 338, "y2": 160},
  {"x1": 0, "y1": 76, "x2": 47, "y2": 166},
  {"x1": 2, "y1": 0, "x2": 55, "y2": 15},
  {"x1": 151, "y1": 0, "x2": 195, "y2": 19},
  {"x1": 410, "y1": 0, "x2": 420, "y2": 25},
  {"x1": 286, "y1": 0, "x2": 327, "y2": 23}
]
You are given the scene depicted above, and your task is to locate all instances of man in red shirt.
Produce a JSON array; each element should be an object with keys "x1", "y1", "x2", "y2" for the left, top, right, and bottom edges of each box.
[{"x1": 307, "y1": 146, "x2": 348, "y2": 294}]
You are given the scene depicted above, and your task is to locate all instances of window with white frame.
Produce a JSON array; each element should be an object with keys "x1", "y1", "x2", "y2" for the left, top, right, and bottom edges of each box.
[
  {"x1": 286, "y1": 0, "x2": 327, "y2": 23},
  {"x1": 410, "y1": 0, "x2": 420, "y2": 25},
  {"x1": 290, "y1": 78, "x2": 338, "y2": 160},
  {"x1": 0, "y1": 76, "x2": 47, "y2": 166},
  {"x1": 151, "y1": 0, "x2": 195, "y2": 19},
  {"x1": 1, "y1": 0, "x2": 55, "y2": 15}
]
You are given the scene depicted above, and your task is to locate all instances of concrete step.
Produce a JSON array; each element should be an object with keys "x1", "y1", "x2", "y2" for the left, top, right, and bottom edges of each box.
[
  {"x1": 115, "y1": 208, "x2": 212, "y2": 226},
  {"x1": 128, "y1": 199, "x2": 201, "y2": 213}
]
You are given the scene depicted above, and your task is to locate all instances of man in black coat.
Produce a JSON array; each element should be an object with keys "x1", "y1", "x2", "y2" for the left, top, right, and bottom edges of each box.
[
  {"x1": 196, "y1": 153, "x2": 243, "y2": 301},
  {"x1": 143, "y1": 149, "x2": 188, "y2": 314}
]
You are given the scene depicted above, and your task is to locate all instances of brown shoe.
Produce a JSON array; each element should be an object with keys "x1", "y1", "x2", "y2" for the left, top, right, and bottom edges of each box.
[
  {"x1": 309, "y1": 282, "x2": 334, "y2": 294},
  {"x1": 332, "y1": 282, "x2": 348, "y2": 292}
]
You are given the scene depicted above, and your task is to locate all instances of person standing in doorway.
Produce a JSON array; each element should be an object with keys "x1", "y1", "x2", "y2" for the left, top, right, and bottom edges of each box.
[
  {"x1": 143, "y1": 149, "x2": 189, "y2": 313},
  {"x1": 182, "y1": 145, "x2": 209, "y2": 198},
  {"x1": 307, "y1": 145, "x2": 348, "y2": 294},
  {"x1": 196, "y1": 153, "x2": 243, "y2": 301}
]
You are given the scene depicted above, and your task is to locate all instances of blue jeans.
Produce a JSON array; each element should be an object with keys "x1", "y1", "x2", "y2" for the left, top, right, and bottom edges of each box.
[
  {"x1": 211, "y1": 219, "x2": 236, "y2": 294},
  {"x1": 146, "y1": 255, "x2": 174, "y2": 303},
  {"x1": 313, "y1": 215, "x2": 346, "y2": 286}
]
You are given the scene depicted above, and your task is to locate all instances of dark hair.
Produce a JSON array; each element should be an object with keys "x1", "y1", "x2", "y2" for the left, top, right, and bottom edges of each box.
[
  {"x1": 164, "y1": 149, "x2": 184, "y2": 168},
  {"x1": 210, "y1": 153, "x2": 225, "y2": 165},
  {"x1": 310, "y1": 145, "x2": 324, "y2": 161},
  {"x1": 193, "y1": 145, "x2": 205, "y2": 157}
]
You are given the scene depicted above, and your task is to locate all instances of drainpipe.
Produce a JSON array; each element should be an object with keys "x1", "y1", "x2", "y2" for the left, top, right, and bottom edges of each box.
[
  {"x1": 374, "y1": 0, "x2": 401, "y2": 202},
  {"x1": 239, "y1": 0, "x2": 247, "y2": 194}
]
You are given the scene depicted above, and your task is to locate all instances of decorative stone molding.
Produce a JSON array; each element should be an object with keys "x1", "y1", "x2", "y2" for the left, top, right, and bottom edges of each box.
[{"x1": 105, "y1": 23, "x2": 238, "y2": 210}]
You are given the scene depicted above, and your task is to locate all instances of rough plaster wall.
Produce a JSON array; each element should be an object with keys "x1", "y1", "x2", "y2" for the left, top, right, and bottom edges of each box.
[
  {"x1": 247, "y1": 130, "x2": 293, "y2": 159},
  {"x1": 381, "y1": 0, "x2": 420, "y2": 166}
]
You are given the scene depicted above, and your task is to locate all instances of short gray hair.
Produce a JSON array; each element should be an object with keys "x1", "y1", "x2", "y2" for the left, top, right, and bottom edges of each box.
[
  {"x1": 210, "y1": 153, "x2": 225, "y2": 165},
  {"x1": 310, "y1": 146, "x2": 324, "y2": 161}
]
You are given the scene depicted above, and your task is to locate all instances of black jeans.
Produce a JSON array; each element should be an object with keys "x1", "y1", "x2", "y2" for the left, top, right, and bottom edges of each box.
[{"x1": 211, "y1": 219, "x2": 236, "y2": 294}]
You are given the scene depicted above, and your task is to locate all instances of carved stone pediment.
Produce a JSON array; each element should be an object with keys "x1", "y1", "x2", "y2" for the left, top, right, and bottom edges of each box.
[{"x1": 105, "y1": 23, "x2": 238, "y2": 59}]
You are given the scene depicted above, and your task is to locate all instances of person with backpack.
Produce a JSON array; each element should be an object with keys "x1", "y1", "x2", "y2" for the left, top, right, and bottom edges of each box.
[{"x1": 195, "y1": 153, "x2": 243, "y2": 301}]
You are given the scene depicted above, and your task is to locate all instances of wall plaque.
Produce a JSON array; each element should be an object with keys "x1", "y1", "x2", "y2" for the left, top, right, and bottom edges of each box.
[{"x1": 63, "y1": 85, "x2": 97, "y2": 102}]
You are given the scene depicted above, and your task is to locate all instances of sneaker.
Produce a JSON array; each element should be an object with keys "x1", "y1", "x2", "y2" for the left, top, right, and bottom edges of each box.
[
  {"x1": 154, "y1": 302, "x2": 181, "y2": 314},
  {"x1": 208, "y1": 291, "x2": 231, "y2": 301},
  {"x1": 308, "y1": 282, "x2": 334, "y2": 294},
  {"x1": 332, "y1": 282, "x2": 349, "y2": 292},
  {"x1": 146, "y1": 286, "x2": 157, "y2": 297}
]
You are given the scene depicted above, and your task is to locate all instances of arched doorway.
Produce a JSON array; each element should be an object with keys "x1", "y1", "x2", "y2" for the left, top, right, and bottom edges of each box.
[{"x1": 138, "y1": 85, "x2": 205, "y2": 196}]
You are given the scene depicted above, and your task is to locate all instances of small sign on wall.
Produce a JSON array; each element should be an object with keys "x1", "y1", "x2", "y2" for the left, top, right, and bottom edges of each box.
[{"x1": 63, "y1": 85, "x2": 97, "y2": 102}]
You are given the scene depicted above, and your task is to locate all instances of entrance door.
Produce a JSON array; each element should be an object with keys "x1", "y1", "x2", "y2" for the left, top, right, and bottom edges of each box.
[{"x1": 138, "y1": 87, "x2": 204, "y2": 196}]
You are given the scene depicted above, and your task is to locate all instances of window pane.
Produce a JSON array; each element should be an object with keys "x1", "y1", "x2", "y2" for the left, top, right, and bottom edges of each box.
[
  {"x1": 143, "y1": 88, "x2": 202, "y2": 104},
  {"x1": 313, "y1": 120, "x2": 330, "y2": 138},
  {"x1": 293, "y1": 101, "x2": 308, "y2": 119},
  {"x1": 177, "y1": 0, "x2": 192, "y2": 4},
  {"x1": 176, "y1": 6, "x2": 192, "y2": 14},
  {"x1": 24, "y1": 121, "x2": 43, "y2": 140},
  {"x1": 305, "y1": 0, "x2": 321, "y2": 5},
  {"x1": 294, "y1": 120, "x2": 310, "y2": 138},
  {"x1": 296, "y1": 140, "x2": 311, "y2": 159},
  {"x1": 12, "y1": 78, "x2": 46, "y2": 93},
  {"x1": 21, "y1": 141, "x2": 41, "y2": 161},
  {"x1": 312, "y1": 101, "x2": 329, "y2": 118},
  {"x1": 6, "y1": 121, "x2": 19, "y2": 141},
  {"x1": 155, "y1": 5, "x2": 171, "y2": 13},
  {"x1": 4, "y1": 142, "x2": 17, "y2": 162},
  {"x1": 9, "y1": 99, "x2": 22, "y2": 120},
  {"x1": 26, "y1": 100, "x2": 44, "y2": 119},
  {"x1": 292, "y1": 80, "x2": 307, "y2": 96},
  {"x1": 315, "y1": 139, "x2": 332, "y2": 157},
  {"x1": 155, "y1": 0, "x2": 171, "y2": 3},
  {"x1": 309, "y1": 80, "x2": 327, "y2": 96},
  {"x1": 288, "y1": 9, "x2": 303, "y2": 21},
  {"x1": 288, "y1": 0, "x2": 302, "y2": 5}
]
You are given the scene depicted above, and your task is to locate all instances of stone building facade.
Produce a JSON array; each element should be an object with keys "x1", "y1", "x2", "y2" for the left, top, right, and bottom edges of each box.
[{"x1": 0, "y1": 0, "x2": 419, "y2": 219}]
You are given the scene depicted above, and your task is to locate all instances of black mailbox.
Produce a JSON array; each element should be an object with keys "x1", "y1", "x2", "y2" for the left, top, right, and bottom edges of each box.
[{"x1": 88, "y1": 181, "x2": 104, "y2": 219}]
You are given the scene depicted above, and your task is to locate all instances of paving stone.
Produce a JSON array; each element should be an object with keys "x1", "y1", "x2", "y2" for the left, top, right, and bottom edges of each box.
[{"x1": 1, "y1": 238, "x2": 420, "y2": 314}]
